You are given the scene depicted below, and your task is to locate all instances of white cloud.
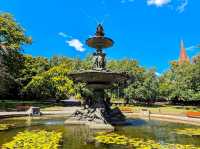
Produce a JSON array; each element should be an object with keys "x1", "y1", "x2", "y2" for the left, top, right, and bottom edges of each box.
[
  {"x1": 58, "y1": 32, "x2": 73, "y2": 38},
  {"x1": 176, "y1": 0, "x2": 188, "y2": 13},
  {"x1": 120, "y1": 0, "x2": 134, "y2": 4},
  {"x1": 66, "y1": 39, "x2": 85, "y2": 52},
  {"x1": 147, "y1": 0, "x2": 171, "y2": 7},
  {"x1": 186, "y1": 44, "x2": 200, "y2": 51},
  {"x1": 186, "y1": 45, "x2": 195, "y2": 51},
  {"x1": 58, "y1": 32, "x2": 67, "y2": 38}
]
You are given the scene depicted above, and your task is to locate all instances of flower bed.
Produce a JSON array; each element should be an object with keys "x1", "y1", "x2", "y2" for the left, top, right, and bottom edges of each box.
[
  {"x1": 118, "y1": 106, "x2": 134, "y2": 113},
  {"x1": 186, "y1": 112, "x2": 200, "y2": 118},
  {"x1": 2, "y1": 130, "x2": 62, "y2": 149}
]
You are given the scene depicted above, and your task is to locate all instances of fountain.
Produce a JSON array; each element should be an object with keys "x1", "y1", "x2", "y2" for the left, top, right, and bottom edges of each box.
[{"x1": 65, "y1": 24, "x2": 129, "y2": 130}]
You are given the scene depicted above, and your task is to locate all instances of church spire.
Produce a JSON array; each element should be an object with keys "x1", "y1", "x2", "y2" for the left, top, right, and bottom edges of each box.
[{"x1": 179, "y1": 39, "x2": 190, "y2": 64}]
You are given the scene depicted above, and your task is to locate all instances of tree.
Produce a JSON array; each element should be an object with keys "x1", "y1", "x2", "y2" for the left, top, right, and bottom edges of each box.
[
  {"x1": 136, "y1": 69, "x2": 159, "y2": 102},
  {"x1": 22, "y1": 64, "x2": 75, "y2": 99},
  {"x1": 106, "y1": 59, "x2": 145, "y2": 100},
  {"x1": 17, "y1": 55, "x2": 50, "y2": 89},
  {"x1": 159, "y1": 60, "x2": 197, "y2": 101},
  {"x1": 0, "y1": 63, "x2": 13, "y2": 97},
  {"x1": 191, "y1": 54, "x2": 200, "y2": 100},
  {"x1": 159, "y1": 71, "x2": 174, "y2": 100},
  {"x1": 0, "y1": 13, "x2": 31, "y2": 98},
  {"x1": 81, "y1": 55, "x2": 93, "y2": 70}
]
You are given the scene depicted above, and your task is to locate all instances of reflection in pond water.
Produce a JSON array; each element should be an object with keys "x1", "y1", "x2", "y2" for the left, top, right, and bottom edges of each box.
[{"x1": 0, "y1": 116, "x2": 199, "y2": 149}]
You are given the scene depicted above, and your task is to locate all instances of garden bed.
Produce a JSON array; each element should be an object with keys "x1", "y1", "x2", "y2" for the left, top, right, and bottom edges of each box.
[{"x1": 187, "y1": 112, "x2": 200, "y2": 118}]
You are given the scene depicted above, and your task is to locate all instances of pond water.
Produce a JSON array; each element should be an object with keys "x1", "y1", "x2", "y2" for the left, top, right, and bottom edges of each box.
[{"x1": 0, "y1": 116, "x2": 200, "y2": 149}]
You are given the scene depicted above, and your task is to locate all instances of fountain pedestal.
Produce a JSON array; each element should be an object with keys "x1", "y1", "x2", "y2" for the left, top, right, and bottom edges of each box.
[
  {"x1": 64, "y1": 25, "x2": 129, "y2": 130},
  {"x1": 65, "y1": 88, "x2": 126, "y2": 130}
]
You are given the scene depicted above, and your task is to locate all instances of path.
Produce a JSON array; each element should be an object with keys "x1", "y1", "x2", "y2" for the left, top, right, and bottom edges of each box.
[{"x1": 0, "y1": 107, "x2": 200, "y2": 126}]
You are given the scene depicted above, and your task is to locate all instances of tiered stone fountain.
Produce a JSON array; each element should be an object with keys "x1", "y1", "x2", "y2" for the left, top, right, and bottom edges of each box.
[{"x1": 65, "y1": 24, "x2": 129, "y2": 130}]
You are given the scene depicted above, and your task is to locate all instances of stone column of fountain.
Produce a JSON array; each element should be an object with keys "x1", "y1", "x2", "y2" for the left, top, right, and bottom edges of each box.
[{"x1": 65, "y1": 24, "x2": 129, "y2": 130}]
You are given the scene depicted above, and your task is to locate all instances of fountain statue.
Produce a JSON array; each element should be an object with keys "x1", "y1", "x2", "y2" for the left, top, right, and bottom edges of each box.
[{"x1": 65, "y1": 24, "x2": 129, "y2": 130}]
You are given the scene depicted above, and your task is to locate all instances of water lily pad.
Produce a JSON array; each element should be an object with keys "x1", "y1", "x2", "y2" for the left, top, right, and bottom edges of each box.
[
  {"x1": 2, "y1": 130, "x2": 62, "y2": 149},
  {"x1": 95, "y1": 132, "x2": 200, "y2": 149}
]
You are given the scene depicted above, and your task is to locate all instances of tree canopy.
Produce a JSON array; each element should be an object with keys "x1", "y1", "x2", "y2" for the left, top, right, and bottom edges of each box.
[
  {"x1": 0, "y1": 12, "x2": 200, "y2": 104},
  {"x1": 0, "y1": 13, "x2": 31, "y2": 98}
]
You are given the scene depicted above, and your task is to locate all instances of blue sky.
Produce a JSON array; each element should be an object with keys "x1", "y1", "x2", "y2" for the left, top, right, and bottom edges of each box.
[{"x1": 0, "y1": 0, "x2": 200, "y2": 73}]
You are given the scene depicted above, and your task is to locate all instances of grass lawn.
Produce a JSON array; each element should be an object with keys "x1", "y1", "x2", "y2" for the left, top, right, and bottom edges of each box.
[{"x1": 0, "y1": 100, "x2": 62, "y2": 111}]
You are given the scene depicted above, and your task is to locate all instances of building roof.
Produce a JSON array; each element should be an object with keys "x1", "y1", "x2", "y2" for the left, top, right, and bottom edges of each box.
[{"x1": 178, "y1": 40, "x2": 190, "y2": 64}]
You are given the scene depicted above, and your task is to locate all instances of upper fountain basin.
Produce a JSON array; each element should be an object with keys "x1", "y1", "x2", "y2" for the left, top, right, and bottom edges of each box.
[{"x1": 86, "y1": 36, "x2": 114, "y2": 49}]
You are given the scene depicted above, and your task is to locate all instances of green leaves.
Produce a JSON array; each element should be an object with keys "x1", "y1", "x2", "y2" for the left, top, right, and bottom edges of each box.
[
  {"x1": 159, "y1": 57, "x2": 200, "y2": 101},
  {"x1": 0, "y1": 124, "x2": 15, "y2": 131},
  {"x1": 0, "y1": 13, "x2": 31, "y2": 98},
  {"x1": 22, "y1": 64, "x2": 75, "y2": 99},
  {"x1": 2, "y1": 130, "x2": 62, "y2": 149},
  {"x1": 95, "y1": 132, "x2": 199, "y2": 149}
]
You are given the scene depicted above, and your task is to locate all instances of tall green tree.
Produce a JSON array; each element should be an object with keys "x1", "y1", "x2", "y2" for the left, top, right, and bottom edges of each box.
[
  {"x1": 22, "y1": 64, "x2": 75, "y2": 99},
  {"x1": 191, "y1": 54, "x2": 200, "y2": 99},
  {"x1": 107, "y1": 59, "x2": 145, "y2": 100},
  {"x1": 0, "y1": 13, "x2": 31, "y2": 97},
  {"x1": 137, "y1": 69, "x2": 159, "y2": 101},
  {"x1": 17, "y1": 55, "x2": 49, "y2": 89},
  {"x1": 159, "y1": 60, "x2": 197, "y2": 101}
]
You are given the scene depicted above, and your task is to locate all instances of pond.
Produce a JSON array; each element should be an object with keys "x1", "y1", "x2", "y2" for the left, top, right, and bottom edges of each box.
[{"x1": 0, "y1": 116, "x2": 200, "y2": 149}]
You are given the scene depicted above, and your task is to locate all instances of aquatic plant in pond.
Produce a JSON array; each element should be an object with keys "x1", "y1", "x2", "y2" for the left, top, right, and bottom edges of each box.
[
  {"x1": 0, "y1": 117, "x2": 200, "y2": 149},
  {"x1": 95, "y1": 133, "x2": 128, "y2": 145},
  {"x1": 173, "y1": 128, "x2": 200, "y2": 136},
  {"x1": 2, "y1": 130, "x2": 62, "y2": 149},
  {"x1": 0, "y1": 124, "x2": 15, "y2": 131},
  {"x1": 95, "y1": 132, "x2": 200, "y2": 149}
]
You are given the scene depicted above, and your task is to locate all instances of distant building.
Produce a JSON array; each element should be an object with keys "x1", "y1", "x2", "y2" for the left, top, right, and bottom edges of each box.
[{"x1": 178, "y1": 40, "x2": 190, "y2": 64}]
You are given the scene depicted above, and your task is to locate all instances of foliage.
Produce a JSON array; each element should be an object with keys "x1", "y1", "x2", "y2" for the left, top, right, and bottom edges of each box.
[
  {"x1": 159, "y1": 56, "x2": 200, "y2": 101},
  {"x1": 0, "y1": 124, "x2": 15, "y2": 131},
  {"x1": 95, "y1": 132, "x2": 199, "y2": 149},
  {"x1": 17, "y1": 55, "x2": 50, "y2": 88},
  {"x1": 0, "y1": 13, "x2": 31, "y2": 98},
  {"x1": 2, "y1": 130, "x2": 62, "y2": 149},
  {"x1": 0, "y1": 63, "x2": 13, "y2": 97},
  {"x1": 49, "y1": 55, "x2": 82, "y2": 71},
  {"x1": 22, "y1": 64, "x2": 75, "y2": 99},
  {"x1": 107, "y1": 59, "x2": 146, "y2": 100},
  {"x1": 173, "y1": 128, "x2": 200, "y2": 136},
  {"x1": 80, "y1": 55, "x2": 93, "y2": 70},
  {"x1": 1, "y1": 11, "x2": 200, "y2": 103},
  {"x1": 124, "y1": 69, "x2": 159, "y2": 103},
  {"x1": 107, "y1": 59, "x2": 142, "y2": 75},
  {"x1": 0, "y1": 13, "x2": 31, "y2": 51},
  {"x1": 95, "y1": 133, "x2": 128, "y2": 145}
]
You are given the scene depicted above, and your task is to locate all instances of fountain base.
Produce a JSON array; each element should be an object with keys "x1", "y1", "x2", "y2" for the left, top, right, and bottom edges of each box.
[
  {"x1": 65, "y1": 89, "x2": 127, "y2": 130},
  {"x1": 65, "y1": 106, "x2": 127, "y2": 130}
]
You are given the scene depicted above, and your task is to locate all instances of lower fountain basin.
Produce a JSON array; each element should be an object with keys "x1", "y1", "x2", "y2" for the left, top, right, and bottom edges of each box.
[{"x1": 0, "y1": 116, "x2": 200, "y2": 149}]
